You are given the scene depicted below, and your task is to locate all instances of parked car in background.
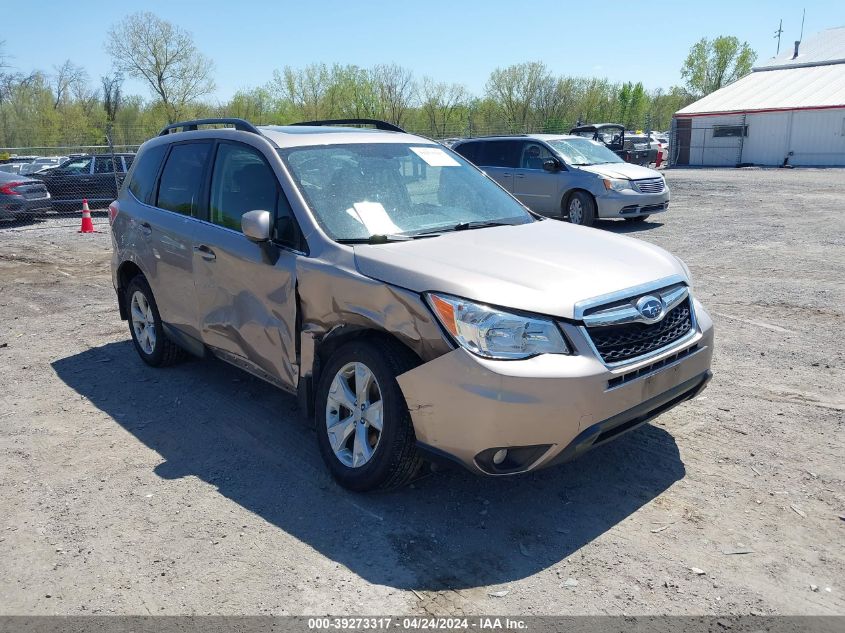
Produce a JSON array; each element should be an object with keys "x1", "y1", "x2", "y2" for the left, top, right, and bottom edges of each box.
[
  {"x1": 622, "y1": 134, "x2": 657, "y2": 166},
  {"x1": 20, "y1": 156, "x2": 68, "y2": 175},
  {"x1": 570, "y1": 123, "x2": 626, "y2": 158},
  {"x1": 109, "y1": 117, "x2": 710, "y2": 491},
  {"x1": 0, "y1": 163, "x2": 24, "y2": 175},
  {"x1": 452, "y1": 134, "x2": 669, "y2": 226},
  {"x1": 0, "y1": 170, "x2": 52, "y2": 221},
  {"x1": 35, "y1": 153, "x2": 135, "y2": 210}
]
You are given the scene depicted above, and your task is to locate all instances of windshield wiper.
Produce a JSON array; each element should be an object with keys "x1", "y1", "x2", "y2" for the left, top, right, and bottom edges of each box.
[
  {"x1": 336, "y1": 234, "x2": 412, "y2": 244},
  {"x1": 336, "y1": 233, "x2": 441, "y2": 245},
  {"x1": 413, "y1": 220, "x2": 516, "y2": 237}
]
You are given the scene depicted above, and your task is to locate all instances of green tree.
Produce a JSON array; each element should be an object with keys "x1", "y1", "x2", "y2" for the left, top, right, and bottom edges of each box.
[
  {"x1": 105, "y1": 12, "x2": 215, "y2": 123},
  {"x1": 681, "y1": 36, "x2": 757, "y2": 97}
]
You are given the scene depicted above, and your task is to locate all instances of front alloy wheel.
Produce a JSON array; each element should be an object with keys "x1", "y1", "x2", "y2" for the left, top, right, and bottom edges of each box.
[
  {"x1": 315, "y1": 339, "x2": 423, "y2": 491},
  {"x1": 325, "y1": 362, "x2": 384, "y2": 468},
  {"x1": 566, "y1": 191, "x2": 596, "y2": 227}
]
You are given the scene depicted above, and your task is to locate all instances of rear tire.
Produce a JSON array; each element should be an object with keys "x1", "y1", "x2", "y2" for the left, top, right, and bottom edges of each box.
[
  {"x1": 315, "y1": 338, "x2": 423, "y2": 491},
  {"x1": 125, "y1": 275, "x2": 186, "y2": 367},
  {"x1": 625, "y1": 215, "x2": 650, "y2": 223},
  {"x1": 565, "y1": 191, "x2": 596, "y2": 227}
]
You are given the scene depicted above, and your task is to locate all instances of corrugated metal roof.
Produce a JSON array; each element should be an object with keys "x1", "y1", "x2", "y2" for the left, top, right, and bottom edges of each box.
[
  {"x1": 755, "y1": 26, "x2": 845, "y2": 69},
  {"x1": 677, "y1": 26, "x2": 845, "y2": 115},
  {"x1": 676, "y1": 64, "x2": 845, "y2": 114}
]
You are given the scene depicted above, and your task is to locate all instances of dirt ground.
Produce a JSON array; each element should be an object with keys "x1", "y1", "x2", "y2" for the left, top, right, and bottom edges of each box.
[{"x1": 0, "y1": 168, "x2": 842, "y2": 616}]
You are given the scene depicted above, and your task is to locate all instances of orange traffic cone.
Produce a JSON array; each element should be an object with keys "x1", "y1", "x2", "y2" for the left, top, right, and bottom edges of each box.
[{"x1": 79, "y1": 199, "x2": 95, "y2": 233}]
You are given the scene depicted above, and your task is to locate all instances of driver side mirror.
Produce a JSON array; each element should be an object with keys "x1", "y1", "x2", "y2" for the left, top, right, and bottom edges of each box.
[
  {"x1": 542, "y1": 158, "x2": 561, "y2": 172},
  {"x1": 241, "y1": 210, "x2": 271, "y2": 242}
]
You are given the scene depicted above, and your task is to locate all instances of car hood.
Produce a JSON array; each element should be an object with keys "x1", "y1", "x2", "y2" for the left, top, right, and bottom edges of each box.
[
  {"x1": 353, "y1": 221, "x2": 686, "y2": 319},
  {"x1": 576, "y1": 162, "x2": 662, "y2": 181}
]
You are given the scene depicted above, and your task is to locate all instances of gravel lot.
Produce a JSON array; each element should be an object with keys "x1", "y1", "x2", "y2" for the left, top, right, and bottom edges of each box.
[{"x1": 0, "y1": 168, "x2": 842, "y2": 616}]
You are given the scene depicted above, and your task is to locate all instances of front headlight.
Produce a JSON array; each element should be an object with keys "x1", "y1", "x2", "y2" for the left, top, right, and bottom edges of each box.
[
  {"x1": 426, "y1": 293, "x2": 570, "y2": 360},
  {"x1": 603, "y1": 178, "x2": 634, "y2": 192}
]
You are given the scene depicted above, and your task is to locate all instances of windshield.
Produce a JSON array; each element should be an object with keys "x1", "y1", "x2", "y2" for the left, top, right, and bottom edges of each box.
[
  {"x1": 547, "y1": 138, "x2": 623, "y2": 166},
  {"x1": 279, "y1": 143, "x2": 533, "y2": 241}
]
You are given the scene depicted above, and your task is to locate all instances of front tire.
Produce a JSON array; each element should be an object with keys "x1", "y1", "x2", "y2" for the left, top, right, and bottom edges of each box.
[
  {"x1": 125, "y1": 275, "x2": 186, "y2": 367},
  {"x1": 565, "y1": 191, "x2": 596, "y2": 227},
  {"x1": 315, "y1": 339, "x2": 422, "y2": 491}
]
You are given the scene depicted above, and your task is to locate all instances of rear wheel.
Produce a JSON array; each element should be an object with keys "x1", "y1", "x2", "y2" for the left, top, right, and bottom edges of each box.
[
  {"x1": 125, "y1": 275, "x2": 186, "y2": 367},
  {"x1": 315, "y1": 339, "x2": 422, "y2": 491},
  {"x1": 565, "y1": 191, "x2": 596, "y2": 227}
]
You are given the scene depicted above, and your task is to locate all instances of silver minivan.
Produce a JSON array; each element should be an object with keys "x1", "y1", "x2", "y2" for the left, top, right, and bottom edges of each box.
[
  {"x1": 452, "y1": 134, "x2": 670, "y2": 226},
  {"x1": 110, "y1": 118, "x2": 711, "y2": 491}
]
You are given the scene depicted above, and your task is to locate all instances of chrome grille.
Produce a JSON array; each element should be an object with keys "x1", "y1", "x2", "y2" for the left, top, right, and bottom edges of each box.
[
  {"x1": 634, "y1": 177, "x2": 665, "y2": 193},
  {"x1": 586, "y1": 299, "x2": 693, "y2": 364}
]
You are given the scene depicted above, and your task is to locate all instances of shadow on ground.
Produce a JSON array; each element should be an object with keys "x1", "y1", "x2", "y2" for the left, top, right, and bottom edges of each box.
[
  {"x1": 53, "y1": 341, "x2": 685, "y2": 591},
  {"x1": 594, "y1": 219, "x2": 665, "y2": 233}
]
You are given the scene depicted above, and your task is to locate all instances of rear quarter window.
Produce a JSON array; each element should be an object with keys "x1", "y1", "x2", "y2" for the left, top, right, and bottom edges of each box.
[
  {"x1": 453, "y1": 142, "x2": 479, "y2": 163},
  {"x1": 127, "y1": 145, "x2": 167, "y2": 204}
]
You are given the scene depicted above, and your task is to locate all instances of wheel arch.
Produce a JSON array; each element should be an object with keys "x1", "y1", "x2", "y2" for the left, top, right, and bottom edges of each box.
[
  {"x1": 116, "y1": 260, "x2": 145, "y2": 320},
  {"x1": 302, "y1": 326, "x2": 424, "y2": 425},
  {"x1": 561, "y1": 188, "x2": 597, "y2": 215}
]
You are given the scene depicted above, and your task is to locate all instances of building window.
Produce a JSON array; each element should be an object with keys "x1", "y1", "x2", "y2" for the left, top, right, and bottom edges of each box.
[{"x1": 713, "y1": 125, "x2": 748, "y2": 138}]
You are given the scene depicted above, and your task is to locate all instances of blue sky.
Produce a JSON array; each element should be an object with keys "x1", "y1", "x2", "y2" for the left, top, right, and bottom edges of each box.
[{"x1": 4, "y1": 0, "x2": 844, "y2": 102}]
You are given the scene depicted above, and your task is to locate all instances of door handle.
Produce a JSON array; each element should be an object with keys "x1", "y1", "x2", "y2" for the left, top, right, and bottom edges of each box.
[
  {"x1": 193, "y1": 244, "x2": 216, "y2": 261},
  {"x1": 515, "y1": 174, "x2": 525, "y2": 179}
]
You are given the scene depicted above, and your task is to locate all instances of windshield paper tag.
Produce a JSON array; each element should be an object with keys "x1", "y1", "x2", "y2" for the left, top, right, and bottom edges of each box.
[
  {"x1": 410, "y1": 146, "x2": 460, "y2": 167},
  {"x1": 349, "y1": 202, "x2": 402, "y2": 235}
]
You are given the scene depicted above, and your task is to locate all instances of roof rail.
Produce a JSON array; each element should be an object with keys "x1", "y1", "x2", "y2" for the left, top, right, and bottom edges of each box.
[
  {"x1": 158, "y1": 118, "x2": 262, "y2": 137},
  {"x1": 289, "y1": 118, "x2": 406, "y2": 133}
]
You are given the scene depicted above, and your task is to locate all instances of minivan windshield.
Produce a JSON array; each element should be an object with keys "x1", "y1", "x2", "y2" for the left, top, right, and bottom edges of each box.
[
  {"x1": 278, "y1": 143, "x2": 533, "y2": 241},
  {"x1": 547, "y1": 138, "x2": 624, "y2": 166}
]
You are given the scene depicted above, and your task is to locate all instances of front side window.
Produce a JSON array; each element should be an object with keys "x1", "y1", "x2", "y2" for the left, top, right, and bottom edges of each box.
[
  {"x1": 60, "y1": 157, "x2": 92, "y2": 174},
  {"x1": 279, "y1": 143, "x2": 532, "y2": 241},
  {"x1": 210, "y1": 143, "x2": 278, "y2": 232},
  {"x1": 547, "y1": 138, "x2": 624, "y2": 166},
  {"x1": 156, "y1": 142, "x2": 212, "y2": 216},
  {"x1": 520, "y1": 143, "x2": 553, "y2": 169}
]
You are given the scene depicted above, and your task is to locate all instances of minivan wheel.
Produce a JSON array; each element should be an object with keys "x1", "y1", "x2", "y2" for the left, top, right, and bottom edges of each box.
[
  {"x1": 125, "y1": 275, "x2": 186, "y2": 367},
  {"x1": 566, "y1": 192, "x2": 596, "y2": 227},
  {"x1": 315, "y1": 339, "x2": 422, "y2": 491}
]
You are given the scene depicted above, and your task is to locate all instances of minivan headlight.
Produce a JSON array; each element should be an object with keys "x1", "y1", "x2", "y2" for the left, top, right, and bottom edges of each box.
[
  {"x1": 603, "y1": 178, "x2": 634, "y2": 192},
  {"x1": 426, "y1": 293, "x2": 570, "y2": 360}
]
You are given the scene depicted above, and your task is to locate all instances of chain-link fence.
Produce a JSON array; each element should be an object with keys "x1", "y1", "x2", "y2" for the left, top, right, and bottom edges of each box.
[
  {"x1": 669, "y1": 116, "x2": 748, "y2": 167},
  {"x1": 2, "y1": 120, "x2": 669, "y2": 226},
  {"x1": 0, "y1": 143, "x2": 140, "y2": 225}
]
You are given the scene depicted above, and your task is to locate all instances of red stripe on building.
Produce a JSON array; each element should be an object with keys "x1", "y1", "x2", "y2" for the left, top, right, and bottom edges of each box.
[{"x1": 675, "y1": 104, "x2": 845, "y2": 118}]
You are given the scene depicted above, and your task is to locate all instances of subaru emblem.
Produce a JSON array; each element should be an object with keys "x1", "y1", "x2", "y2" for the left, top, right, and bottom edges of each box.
[{"x1": 636, "y1": 295, "x2": 664, "y2": 322}]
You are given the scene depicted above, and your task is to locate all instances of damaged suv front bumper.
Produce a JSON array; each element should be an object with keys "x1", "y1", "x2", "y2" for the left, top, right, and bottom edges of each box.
[{"x1": 396, "y1": 300, "x2": 714, "y2": 475}]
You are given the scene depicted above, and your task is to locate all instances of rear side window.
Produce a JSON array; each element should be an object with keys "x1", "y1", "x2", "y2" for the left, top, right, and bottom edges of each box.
[
  {"x1": 453, "y1": 141, "x2": 479, "y2": 163},
  {"x1": 476, "y1": 141, "x2": 520, "y2": 168},
  {"x1": 128, "y1": 145, "x2": 167, "y2": 204},
  {"x1": 94, "y1": 156, "x2": 115, "y2": 174},
  {"x1": 156, "y1": 142, "x2": 212, "y2": 216}
]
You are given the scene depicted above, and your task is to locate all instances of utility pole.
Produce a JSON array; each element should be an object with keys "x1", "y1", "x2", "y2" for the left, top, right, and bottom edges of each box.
[
  {"x1": 799, "y1": 8, "x2": 806, "y2": 43},
  {"x1": 774, "y1": 19, "x2": 784, "y2": 55}
]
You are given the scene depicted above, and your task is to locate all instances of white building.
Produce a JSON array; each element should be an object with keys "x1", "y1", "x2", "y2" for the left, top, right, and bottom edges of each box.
[{"x1": 672, "y1": 26, "x2": 845, "y2": 167}]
